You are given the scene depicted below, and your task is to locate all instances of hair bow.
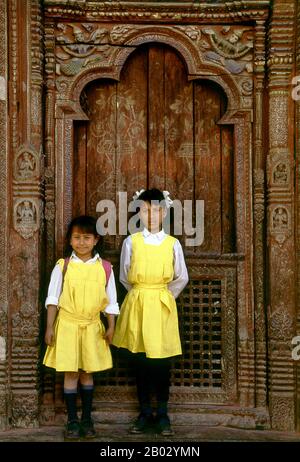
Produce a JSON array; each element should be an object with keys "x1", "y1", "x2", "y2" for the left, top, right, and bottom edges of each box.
[
  {"x1": 162, "y1": 190, "x2": 173, "y2": 209},
  {"x1": 132, "y1": 189, "x2": 145, "y2": 201}
]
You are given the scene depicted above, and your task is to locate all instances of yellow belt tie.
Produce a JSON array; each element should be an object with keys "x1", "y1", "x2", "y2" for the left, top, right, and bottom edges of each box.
[
  {"x1": 132, "y1": 283, "x2": 167, "y2": 290},
  {"x1": 132, "y1": 283, "x2": 172, "y2": 312},
  {"x1": 58, "y1": 309, "x2": 100, "y2": 328}
]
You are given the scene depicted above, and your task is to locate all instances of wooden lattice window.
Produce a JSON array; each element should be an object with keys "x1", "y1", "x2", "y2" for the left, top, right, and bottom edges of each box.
[
  {"x1": 92, "y1": 264, "x2": 237, "y2": 405},
  {"x1": 172, "y1": 278, "x2": 223, "y2": 388}
]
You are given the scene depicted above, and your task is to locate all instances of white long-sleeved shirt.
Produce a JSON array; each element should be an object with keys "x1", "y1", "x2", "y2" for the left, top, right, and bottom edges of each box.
[
  {"x1": 120, "y1": 228, "x2": 189, "y2": 299},
  {"x1": 45, "y1": 251, "x2": 119, "y2": 315}
]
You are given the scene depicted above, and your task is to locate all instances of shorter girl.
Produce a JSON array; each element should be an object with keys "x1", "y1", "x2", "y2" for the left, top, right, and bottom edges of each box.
[
  {"x1": 43, "y1": 215, "x2": 119, "y2": 440},
  {"x1": 113, "y1": 188, "x2": 189, "y2": 436}
]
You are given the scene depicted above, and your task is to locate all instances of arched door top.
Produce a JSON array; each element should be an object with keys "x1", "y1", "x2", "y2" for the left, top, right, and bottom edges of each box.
[{"x1": 61, "y1": 28, "x2": 243, "y2": 120}]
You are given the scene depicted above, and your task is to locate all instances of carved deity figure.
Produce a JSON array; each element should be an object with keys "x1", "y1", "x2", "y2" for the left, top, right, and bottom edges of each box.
[
  {"x1": 58, "y1": 24, "x2": 109, "y2": 56},
  {"x1": 203, "y1": 27, "x2": 253, "y2": 74},
  {"x1": 274, "y1": 163, "x2": 288, "y2": 184},
  {"x1": 18, "y1": 152, "x2": 36, "y2": 178},
  {"x1": 17, "y1": 201, "x2": 35, "y2": 226},
  {"x1": 273, "y1": 207, "x2": 288, "y2": 230}
]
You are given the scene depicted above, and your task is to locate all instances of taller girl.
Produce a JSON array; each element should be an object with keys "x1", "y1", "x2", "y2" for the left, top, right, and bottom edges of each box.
[{"x1": 112, "y1": 188, "x2": 189, "y2": 435}]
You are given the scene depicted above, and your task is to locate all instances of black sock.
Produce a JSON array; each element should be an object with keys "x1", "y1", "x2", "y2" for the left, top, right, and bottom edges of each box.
[
  {"x1": 64, "y1": 389, "x2": 78, "y2": 422},
  {"x1": 140, "y1": 402, "x2": 153, "y2": 417},
  {"x1": 157, "y1": 401, "x2": 168, "y2": 417},
  {"x1": 80, "y1": 385, "x2": 94, "y2": 422}
]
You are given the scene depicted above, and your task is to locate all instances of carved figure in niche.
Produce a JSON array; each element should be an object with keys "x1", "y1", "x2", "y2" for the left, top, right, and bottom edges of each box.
[
  {"x1": 56, "y1": 23, "x2": 112, "y2": 76},
  {"x1": 17, "y1": 200, "x2": 36, "y2": 226},
  {"x1": 57, "y1": 23, "x2": 110, "y2": 57},
  {"x1": 18, "y1": 151, "x2": 36, "y2": 178},
  {"x1": 203, "y1": 27, "x2": 253, "y2": 74},
  {"x1": 67, "y1": 25, "x2": 93, "y2": 55},
  {"x1": 273, "y1": 207, "x2": 288, "y2": 230},
  {"x1": 274, "y1": 163, "x2": 288, "y2": 184},
  {"x1": 14, "y1": 199, "x2": 39, "y2": 239},
  {"x1": 68, "y1": 23, "x2": 109, "y2": 45}
]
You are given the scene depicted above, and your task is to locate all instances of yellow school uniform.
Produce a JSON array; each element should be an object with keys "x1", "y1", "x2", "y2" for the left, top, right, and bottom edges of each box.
[
  {"x1": 112, "y1": 232, "x2": 182, "y2": 358},
  {"x1": 43, "y1": 259, "x2": 113, "y2": 372}
]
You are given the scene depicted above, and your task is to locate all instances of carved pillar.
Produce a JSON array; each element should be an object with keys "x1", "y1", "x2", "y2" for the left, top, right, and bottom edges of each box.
[
  {"x1": 0, "y1": 0, "x2": 8, "y2": 430},
  {"x1": 234, "y1": 113, "x2": 255, "y2": 409},
  {"x1": 253, "y1": 20, "x2": 268, "y2": 411},
  {"x1": 8, "y1": 0, "x2": 44, "y2": 427},
  {"x1": 267, "y1": 0, "x2": 296, "y2": 431},
  {"x1": 296, "y1": 0, "x2": 300, "y2": 433},
  {"x1": 41, "y1": 21, "x2": 56, "y2": 425}
]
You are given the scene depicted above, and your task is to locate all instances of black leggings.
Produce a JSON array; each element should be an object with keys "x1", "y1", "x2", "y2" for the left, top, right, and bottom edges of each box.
[{"x1": 132, "y1": 352, "x2": 171, "y2": 406}]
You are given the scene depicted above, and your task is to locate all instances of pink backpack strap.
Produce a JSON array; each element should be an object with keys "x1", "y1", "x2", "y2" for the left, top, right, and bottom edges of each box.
[
  {"x1": 101, "y1": 259, "x2": 112, "y2": 286},
  {"x1": 62, "y1": 257, "x2": 70, "y2": 286}
]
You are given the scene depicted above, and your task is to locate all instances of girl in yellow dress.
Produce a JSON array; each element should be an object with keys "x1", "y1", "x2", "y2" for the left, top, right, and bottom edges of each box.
[
  {"x1": 112, "y1": 188, "x2": 189, "y2": 435},
  {"x1": 43, "y1": 215, "x2": 119, "y2": 440}
]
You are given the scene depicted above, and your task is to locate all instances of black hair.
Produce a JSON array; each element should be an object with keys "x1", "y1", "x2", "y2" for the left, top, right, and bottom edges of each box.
[
  {"x1": 64, "y1": 215, "x2": 102, "y2": 257},
  {"x1": 137, "y1": 188, "x2": 166, "y2": 207}
]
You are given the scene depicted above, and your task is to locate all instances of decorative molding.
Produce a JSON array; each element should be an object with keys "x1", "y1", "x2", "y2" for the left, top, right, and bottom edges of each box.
[
  {"x1": 267, "y1": 0, "x2": 296, "y2": 427},
  {"x1": 253, "y1": 169, "x2": 265, "y2": 225},
  {"x1": 296, "y1": 0, "x2": 300, "y2": 432},
  {"x1": 44, "y1": 1, "x2": 270, "y2": 23},
  {"x1": 11, "y1": 392, "x2": 39, "y2": 428},
  {"x1": 0, "y1": 0, "x2": 8, "y2": 432},
  {"x1": 269, "y1": 303, "x2": 294, "y2": 340},
  {"x1": 12, "y1": 302, "x2": 39, "y2": 339},
  {"x1": 252, "y1": 16, "x2": 267, "y2": 408},
  {"x1": 270, "y1": 395, "x2": 295, "y2": 432},
  {"x1": 6, "y1": 0, "x2": 44, "y2": 430}
]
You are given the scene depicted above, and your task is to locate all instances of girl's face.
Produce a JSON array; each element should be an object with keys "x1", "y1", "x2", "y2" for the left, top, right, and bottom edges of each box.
[
  {"x1": 139, "y1": 201, "x2": 167, "y2": 233},
  {"x1": 70, "y1": 226, "x2": 99, "y2": 260}
]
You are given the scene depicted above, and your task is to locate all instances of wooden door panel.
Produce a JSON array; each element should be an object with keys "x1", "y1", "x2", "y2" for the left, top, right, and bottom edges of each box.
[
  {"x1": 117, "y1": 46, "x2": 148, "y2": 194},
  {"x1": 116, "y1": 46, "x2": 148, "y2": 248},
  {"x1": 221, "y1": 127, "x2": 235, "y2": 253},
  {"x1": 73, "y1": 123, "x2": 87, "y2": 217},
  {"x1": 71, "y1": 44, "x2": 237, "y2": 404},
  {"x1": 148, "y1": 45, "x2": 165, "y2": 189},
  {"x1": 164, "y1": 46, "x2": 194, "y2": 201},
  {"x1": 194, "y1": 82, "x2": 223, "y2": 254},
  {"x1": 73, "y1": 45, "x2": 234, "y2": 255},
  {"x1": 84, "y1": 81, "x2": 118, "y2": 249}
]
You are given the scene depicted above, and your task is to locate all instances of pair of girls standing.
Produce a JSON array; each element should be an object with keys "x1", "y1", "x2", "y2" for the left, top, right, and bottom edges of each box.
[{"x1": 43, "y1": 188, "x2": 188, "y2": 440}]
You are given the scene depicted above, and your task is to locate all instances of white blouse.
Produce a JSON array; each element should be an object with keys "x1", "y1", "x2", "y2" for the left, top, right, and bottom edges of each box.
[
  {"x1": 120, "y1": 228, "x2": 189, "y2": 299},
  {"x1": 45, "y1": 251, "x2": 120, "y2": 315}
]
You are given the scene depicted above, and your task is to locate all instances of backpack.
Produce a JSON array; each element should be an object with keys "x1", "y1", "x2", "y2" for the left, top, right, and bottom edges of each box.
[{"x1": 62, "y1": 257, "x2": 112, "y2": 287}]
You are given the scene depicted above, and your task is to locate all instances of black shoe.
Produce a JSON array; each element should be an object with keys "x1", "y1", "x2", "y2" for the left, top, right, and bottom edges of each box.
[
  {"x1": 130, "y1": 413, "x2": 154, "y2": 434},
  {"x1": 80, "y1": 419, "x2": 97, "y2": 439},
  {"x1": 64, "y1": 420, "x2": 81, "y2": 441},
  {"x1": 156, "y1": 414, "x2": 174, "y2": 436}
]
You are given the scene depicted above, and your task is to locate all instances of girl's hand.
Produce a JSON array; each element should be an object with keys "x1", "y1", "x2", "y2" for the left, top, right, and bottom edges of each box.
[
  {"x1": 45, "y1": 326, "x2": 55, "y2": 346},
  {"x1": 103, "y1": 327, "x2": 114, "y2": 345}
]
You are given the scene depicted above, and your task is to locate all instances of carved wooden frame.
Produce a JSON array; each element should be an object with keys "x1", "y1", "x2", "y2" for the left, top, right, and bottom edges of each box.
[
  {"x1": 44, "y1": 17, "x2": 256, "y2": 413},
  {"x1": 0, "y1": 0, "x2": 8, "y2": 431},
  {"x1": 2, "y1": 0, "x2": 298, "y2": 431}
]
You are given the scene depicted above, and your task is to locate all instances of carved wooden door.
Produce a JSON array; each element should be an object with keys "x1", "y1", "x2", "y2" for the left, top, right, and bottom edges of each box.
[{"x1": 73, "y1": 44, "x2": 237, "y2": 406}]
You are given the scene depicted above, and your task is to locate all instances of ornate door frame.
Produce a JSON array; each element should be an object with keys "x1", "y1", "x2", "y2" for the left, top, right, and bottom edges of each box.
[
  {"x1": 3, "y1": 0, "x2": 299, "y2": 432},
  {"x1": 42, "y1": 1, "x2": 291, "y2": 429}
]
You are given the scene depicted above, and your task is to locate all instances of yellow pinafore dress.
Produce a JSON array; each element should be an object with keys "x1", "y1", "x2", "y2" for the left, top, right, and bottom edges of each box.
[
  {"x1": 43, "y1": 258, "x2": 113, "y2": 372},
  {"x1": 112, "y1": 232, "x2": 182, "y2": 358}
]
